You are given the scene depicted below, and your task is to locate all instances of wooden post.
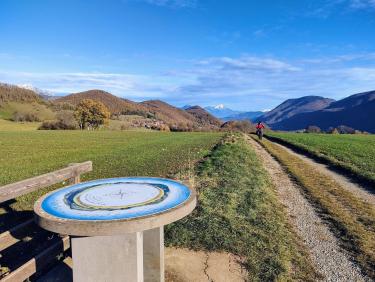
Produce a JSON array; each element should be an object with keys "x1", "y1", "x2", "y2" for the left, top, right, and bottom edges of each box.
[{"x1": 68, "y1": 163, "x2": 81, "y2": 184}]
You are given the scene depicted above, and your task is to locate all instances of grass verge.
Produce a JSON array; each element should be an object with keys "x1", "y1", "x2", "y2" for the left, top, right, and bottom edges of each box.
[
  {"x1": 267, "y1": 132, "x2": 375, "y2": 187},
  {"x1": 165, "y1": 134, "x2": 319, "y2": 281},
  {"x1": 255, "y1": 136, "x2": 375, "y2": 279}
]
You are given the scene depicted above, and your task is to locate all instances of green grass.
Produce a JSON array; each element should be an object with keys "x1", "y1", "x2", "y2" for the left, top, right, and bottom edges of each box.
[
  {"x1": 0, "y1": 102, "x2": 55, "y2": 120},
  {"x1": 257, "y1": 137, "x2": 375, "y2": 279},
  {"x1": 0, "y1": 119, "x2": 41, "y2": 131},
  {"x1": 165, "y1": 134, "x2": 319, "y2": 281},
  {"x1": 268, "y1": 132, "x2": 375, "y2": 185},
  {"x1": 0, "y1": 131, "x2": 222, "y2": 211}
]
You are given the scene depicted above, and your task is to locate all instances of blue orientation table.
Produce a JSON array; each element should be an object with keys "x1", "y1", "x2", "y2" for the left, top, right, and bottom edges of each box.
[
  {"x1": 34, "y1": 177, "x2": 196, "y2": 282},
  {"x1": 41, "y1": 177, "x2": 191, "y2": 221}
]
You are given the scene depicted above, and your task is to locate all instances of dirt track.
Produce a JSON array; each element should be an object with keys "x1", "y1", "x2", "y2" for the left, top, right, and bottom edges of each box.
[
  {"x1": 246, "y1": 136, "x2": 367, "y2": 282},
  {"x1": 270, "y1": 140, "x2": 375, "y2": 205}
]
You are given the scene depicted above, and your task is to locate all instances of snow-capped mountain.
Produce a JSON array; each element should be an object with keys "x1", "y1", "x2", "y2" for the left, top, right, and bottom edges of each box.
[
  {"x1": 181, "y1": 104, "x2": 194, "y2": 110},
  {"x1": 18, "y1": 84, "x2": 57, "y2": 100},
  {"x1": 204, "y1": 104, "x2": 243, "y2": 118},
  {"x1": 205, "y1": 104, "x2": 266, "y2": 121},
  {"x1": 214, "y1": 104, "x2": 225, "y2": 109}
]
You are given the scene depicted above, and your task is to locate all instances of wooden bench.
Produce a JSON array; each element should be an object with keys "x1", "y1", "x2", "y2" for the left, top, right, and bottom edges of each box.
[{"x1": 0, "y1": 162, "x2": 92, "y2": 282}]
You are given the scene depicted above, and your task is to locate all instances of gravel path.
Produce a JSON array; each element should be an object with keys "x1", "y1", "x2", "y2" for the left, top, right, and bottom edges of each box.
[
  {"x1": 271, "y1": 141, "x2": 375, "y2": 206},
  {"x1": 246, "y1": 136, "x2": 368, "y2": 282}
]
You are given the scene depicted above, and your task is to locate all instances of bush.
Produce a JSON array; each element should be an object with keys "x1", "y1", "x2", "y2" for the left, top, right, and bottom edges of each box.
[
  {"x1": 337, "y1": 125, "x2": 355, "y2": 134},
  {"x1": 169, "y1": 122, "x2": 194, "y2": 132},
  {"x1": 52, "y1": 102, "x2": 76, "y2": 111},
  {"x1": 305, "y1": 125, "x2": 321, "y2": 133},
  {"x1": 11, "y1": 111, "x2": 41, "y2": 122},
  {"x1": 56, "y1": 110, "x2": 78, "y2": 128},
  {"x1": 220, "y1": 120, "x2": 255, "y2": 133},
  {"x1": 327, "y1": 127, "x2": 339, "y2": 134},
  {"x1": 38, "y1": 111, "x2": 78, "y2": 130},
  {"x1": 38, "y1": 120, "x2": 76, "y2": 130}
]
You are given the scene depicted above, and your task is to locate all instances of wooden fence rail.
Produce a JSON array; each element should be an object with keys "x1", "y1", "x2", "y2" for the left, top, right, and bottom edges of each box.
[
  {"x1": 0, "y1": 161, "x2": 92, "y2": 203},
  {"x1": 0, "y1": 161, "x2": 92, "y2": 282}
]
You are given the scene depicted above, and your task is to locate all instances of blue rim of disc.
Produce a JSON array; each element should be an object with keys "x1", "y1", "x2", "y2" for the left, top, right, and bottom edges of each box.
[{"x1": 41, "y1": 177, "x2": 191, "y2": 221}]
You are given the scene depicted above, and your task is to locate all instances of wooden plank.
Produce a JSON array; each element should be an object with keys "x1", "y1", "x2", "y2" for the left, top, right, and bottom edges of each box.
[
  {"x1": 0, "y1": 219, "x2": 35, "y2": 251},
  {"x1": 0, "y1": 161, "x2": 92, "y2": 203},
  {"x1": 36, "y1": 257, "x2": 72, "y2": 282},
  {"x1": 0, "y1": 236, "x2": 70, "y2": 282}
]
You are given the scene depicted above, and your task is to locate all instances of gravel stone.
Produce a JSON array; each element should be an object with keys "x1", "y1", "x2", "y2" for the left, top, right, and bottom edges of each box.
[{"x1": 247, "y1": 136, "x2": 369, "y2": 282}]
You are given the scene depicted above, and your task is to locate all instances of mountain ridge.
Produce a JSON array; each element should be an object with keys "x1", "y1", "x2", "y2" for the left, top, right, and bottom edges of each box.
[
  {"x1": 0, "y1": 83, "x2": 43, "y2": 104},
  {"x1": 272, "y1": 90, "x2": 375, "y2": 132},
  {"x1": 185, "y1": 105, "x2": 222, "y2": 127},
  {"x1": 204, "y1": 105, "x2": 243, "y2": 118},
  {"x1": 256, "y1": 96, "x2": 335, "y2": 125}
]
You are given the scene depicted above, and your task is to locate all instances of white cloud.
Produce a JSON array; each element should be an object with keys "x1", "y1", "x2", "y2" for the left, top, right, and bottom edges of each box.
[
  {"x1": 350, "y1": 0, "x2": 375, "y2": 9},
  {"x1": 0, "y1": 71, "x2": 165, "y2": 99},
  {"x1": 253, "y1": 29, "x2": 266, "y2": 37},
  {"x1": 162, "y1": 54, "x2": 375, "y2": 108},
  {"x1": 135, "y1": 0, "x2": 197, "y2": 8},
  {"x1": 305, "y1": 0, "x2": 375, "y2": 18},
  {"x1": 1, "y1": 53, "x2": 375, "y2": 110},
  {"x1": 197, "y1": 56, "x2": 301, "y2": 72}
]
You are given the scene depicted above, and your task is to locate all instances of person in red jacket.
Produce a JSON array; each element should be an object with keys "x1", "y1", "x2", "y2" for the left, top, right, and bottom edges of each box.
[{"x1": 256, "y1": 122, "x2": 265, "y2": 140}]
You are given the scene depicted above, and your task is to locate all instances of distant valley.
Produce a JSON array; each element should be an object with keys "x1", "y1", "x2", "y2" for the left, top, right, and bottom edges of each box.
[{"x1": 1, "y1": 82, "x2": 374, "y2": 133}]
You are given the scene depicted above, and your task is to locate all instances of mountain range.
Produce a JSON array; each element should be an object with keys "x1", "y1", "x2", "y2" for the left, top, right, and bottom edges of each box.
[
  {"x1": 204, "y1": 104, "x2": 264, "y2": 121},
  {"x1": 204, "y1": 104, "x2": 242, "y2": 118},
  {"x1": 0, "y1": 83, "x2": 42, "y2": 103},
  {"x1": 256, "y1": 96, "x2": 335, "y2": 125},
  {"x1": 56, "y1": 90, "x2": 221, "y2": 129},
  {"x1": 1, "y1": 81, "x2": 374, "y2": 133},
  {"x1": 256, "y1": 91, "x2": 375, "y2": 133}
]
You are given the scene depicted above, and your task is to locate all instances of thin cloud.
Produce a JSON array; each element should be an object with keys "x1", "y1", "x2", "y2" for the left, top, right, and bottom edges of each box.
[
  {"x1": 135, "y1": 0, "x2": 197, "y2": 8},
  {"x1": 1, "y1": 54, "x2": 375, "y2": 109},
  {"x1": 197, "y1": 56, "x2": 301, "y2": 72},
  {"x1": 350, "y1": 0, "x2": 375, "y2": 9},
  {"x1": 306, "y1": 0, "x2": 375, "y2": 18}
]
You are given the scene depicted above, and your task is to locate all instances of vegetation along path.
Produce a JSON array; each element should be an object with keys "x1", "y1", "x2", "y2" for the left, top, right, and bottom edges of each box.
[
  {"x1": 269, "y1": 139, "x2": 375, "y2": 206},
  {"x1": 246, "y1": 135, "x2": 369, "y2": 281}
]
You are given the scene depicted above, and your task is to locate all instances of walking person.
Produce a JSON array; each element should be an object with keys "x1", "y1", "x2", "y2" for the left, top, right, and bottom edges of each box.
[{"x1": 256, "y1": 122, "x2": 265, "y2": 140}]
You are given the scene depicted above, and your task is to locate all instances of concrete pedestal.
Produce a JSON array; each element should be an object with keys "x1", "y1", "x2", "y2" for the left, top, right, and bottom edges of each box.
[
  {"x1": 144, "y1": 227, "x2": 164, "y2": 282},
  {"x1": 72, "y1": 233, "x2": 144, "y2": 282},
  {"x1": 71, "y1": 227, "x2": 165, "y2": 282}
]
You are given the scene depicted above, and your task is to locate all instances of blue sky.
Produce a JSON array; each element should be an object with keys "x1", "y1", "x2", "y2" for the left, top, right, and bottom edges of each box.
[{"x1": 0, "y1": 0, "x2": 375, "y2": 111}]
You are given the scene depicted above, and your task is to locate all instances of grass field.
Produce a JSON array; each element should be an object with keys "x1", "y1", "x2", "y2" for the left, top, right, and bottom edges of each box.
[
  {"x1": 0, "y1": 102, "x2": 55, "y2": 120},
  {"x1": 0, "y1": 131, "x2": 222, "y2": 211},
  {"x1": 257, "y1": 137, "x2": 375, "y2": 279},
  {"x1": 268, "y1": 132, "x2": 375, "y2": 185},
  {"x1": 0, "y1": 119, "x2": 41, "y2": 131},
  {"x1": 166, "y1": 134, "x2": 319, "y2": 281}
]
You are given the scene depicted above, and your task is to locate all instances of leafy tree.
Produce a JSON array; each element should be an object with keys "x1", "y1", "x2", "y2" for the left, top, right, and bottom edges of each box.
[{"x1": 74, "y1": 99, "x2": 110, "y2": 129}]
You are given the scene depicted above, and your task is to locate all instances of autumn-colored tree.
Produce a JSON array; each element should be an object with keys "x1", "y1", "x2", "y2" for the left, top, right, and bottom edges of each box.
[{"x1": 74, "y1": 99, "x2": 110, "y2": 129}]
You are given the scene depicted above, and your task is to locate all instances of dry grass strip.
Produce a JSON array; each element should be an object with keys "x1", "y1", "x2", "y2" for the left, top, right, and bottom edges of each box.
[{"x1": 255, "y1": 137, "x2": 375, "y2": 279}]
